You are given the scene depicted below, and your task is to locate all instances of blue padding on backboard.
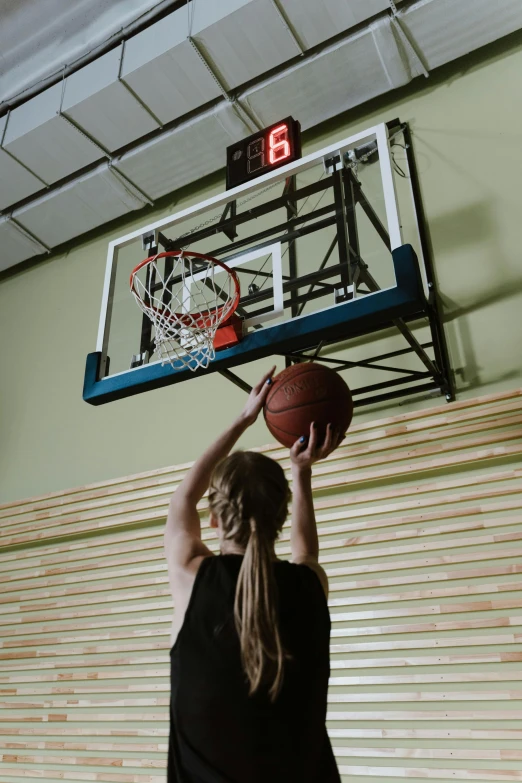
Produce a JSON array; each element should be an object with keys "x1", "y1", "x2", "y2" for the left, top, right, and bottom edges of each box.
[{"x1": 83, "y1": 244, "x2": 427, "y2": 405}]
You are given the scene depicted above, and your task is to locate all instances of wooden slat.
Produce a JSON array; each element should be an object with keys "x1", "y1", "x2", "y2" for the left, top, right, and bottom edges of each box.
[
  {"x1": 312, "y1": 442, "x2": 522, "y2": 493},
  {"x1": 2, "y1": 649, "x2": 522, "y2": 674},
  {"x1": 0, "y1": 719, "x2": 520, "y2": 735},
  {"x1": 330, "y1": 653, "x2": 522, "y2": 668},
  {"x1": 0, "y1": 771, "x2": 164, "y2": 783},
  {"x1": 1, "y1": 574, "x2": 521, "y2": 628},
  {"x1": 329, "y1": 728, "x2": 522, "y2": 738},
  {"x1": 327, "y1": 544, "x2": 522, "y2": 578},
  {"x1": 4, "y1": 512, "x2": 520, "y2": 584},
  {"x1": 327, "y1": 708, "x2": 522, "y2": 719},
  {"x1": 2, "y1": 462, "x2": 519, "y2": 553},
  {"x1": 3, "y1": 669, "x2": 522, "y2": 688},
  {"x1": 336, "y1": 767, "x2": 522, "y2": 781},
  {"x1": 3, "y1": 707, "x2": 522, "y2": 720},
  {"x1": 4, "y1": 690, "x2": 522, "y2": 710},
  {"x1": 1, "y1": 556, "x2": 519, "y2": 607},
  {"x1": 0, "y1": 742, "x2": 507, "y2": 761},
  {"x1": 1, "y1": 467, "x2": 521, "y2": 562},
  {"x1": 333, "y1": 748, "x2": 522, "y2": 760},
  {"x1": 3, "y1": 513, "x2": 522, "y2": 605},
  {"x1": 3, "y1": 627, "x2": 522, "y2": 662},
  {"x1": 3, "y1": 570, "x2": 522, "y2": 626}
]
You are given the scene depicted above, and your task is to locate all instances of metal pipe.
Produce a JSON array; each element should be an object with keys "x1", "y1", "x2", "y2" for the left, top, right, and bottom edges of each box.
[
  {"x1": 352, "y1": 382, "x2": 439, "y2": 408},
  {"x1": 0, "y1": 0, "x2": 186, "y2": 114}
]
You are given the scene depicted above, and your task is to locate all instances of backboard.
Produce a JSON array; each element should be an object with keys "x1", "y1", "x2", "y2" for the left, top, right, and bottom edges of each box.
[{"x1": 84, "y1": 120, "x2": 453, "y2": 406}]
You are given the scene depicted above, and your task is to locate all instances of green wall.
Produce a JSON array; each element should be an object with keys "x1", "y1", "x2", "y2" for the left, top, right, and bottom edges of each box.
[{"x1": 1, "y1": 33, "x2": 522, "y2": 504}]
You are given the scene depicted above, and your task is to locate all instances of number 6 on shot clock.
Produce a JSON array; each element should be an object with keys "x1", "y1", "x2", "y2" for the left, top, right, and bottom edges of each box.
[
  {"x1": 269, "y1": 124, "x2": 291, "y2": 164},
  {"x1": 226, "y1": 117, "x2": 301, "y2": 189}
]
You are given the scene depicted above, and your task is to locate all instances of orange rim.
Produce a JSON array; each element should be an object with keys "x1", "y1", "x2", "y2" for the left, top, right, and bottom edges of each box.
[{"x1": 130, "y1": 250, "x2": 241, "y2": 329}]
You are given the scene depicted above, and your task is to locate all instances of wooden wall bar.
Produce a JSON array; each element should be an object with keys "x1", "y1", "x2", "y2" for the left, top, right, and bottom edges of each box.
[{"x1": 1, "y1": 387, "x2": 522, "y2": 782}]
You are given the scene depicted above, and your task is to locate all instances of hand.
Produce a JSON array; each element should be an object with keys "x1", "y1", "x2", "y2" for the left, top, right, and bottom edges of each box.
[
  {"x1": 240, "y1": 366, "x2": 276, "y2": 426},
  {"x1": 290, "y1": 422, "x2": 345, "y2": 471}
]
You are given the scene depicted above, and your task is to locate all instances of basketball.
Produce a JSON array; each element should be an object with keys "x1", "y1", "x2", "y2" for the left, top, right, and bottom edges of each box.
[{"x1": 263, "y1": 363, "x2": 353, "y2": 449}]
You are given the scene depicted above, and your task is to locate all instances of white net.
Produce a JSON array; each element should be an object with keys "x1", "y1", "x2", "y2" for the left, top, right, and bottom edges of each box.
[{"x1": 130, "y1": 251, "x2": 240, "y2": 371}]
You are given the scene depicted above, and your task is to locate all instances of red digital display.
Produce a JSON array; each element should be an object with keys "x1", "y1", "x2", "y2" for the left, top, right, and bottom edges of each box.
[
  {"x1": 269, "y1": 124, "x2": 291, "y2": 164},
  {"x1": 226, "y1": 117, "x2": 301, "y2": 189}
]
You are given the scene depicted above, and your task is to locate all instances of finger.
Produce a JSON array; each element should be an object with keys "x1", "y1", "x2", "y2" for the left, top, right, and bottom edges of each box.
[
  {"x1": 254, "y1": 365, "x2": 277, "y2": 394},
  {"x1": 259, "y1": 366, "x2": 277, "y2": 402},
  {"x1": 321, "y1": 423, "x2": 335, "y2": 455},
  {"x1": 290, "y1": 435, "x2": 308, "y2": 457},
  {"x1": 307, "y1": 421, "x2": 319, "y2": 455}
]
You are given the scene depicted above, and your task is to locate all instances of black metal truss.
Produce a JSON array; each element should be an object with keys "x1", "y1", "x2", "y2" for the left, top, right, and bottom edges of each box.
[{"x1": 134, "y1": 120, "x2": 452, "y2": 408}]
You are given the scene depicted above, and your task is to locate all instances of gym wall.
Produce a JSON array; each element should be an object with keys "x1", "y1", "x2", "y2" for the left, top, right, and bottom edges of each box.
[
  {"x1": 0, "y1": 33, "x2": 521, "y2": 503},
  {"x1": 2, "y1": 387, "x2": 522, "y2": 781}
]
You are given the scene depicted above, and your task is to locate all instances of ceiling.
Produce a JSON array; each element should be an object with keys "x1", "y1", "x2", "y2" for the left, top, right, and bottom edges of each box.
[
  {"x1": 0, "y1": 0, "x2": 164, "y2": 105},
  {"x1": 1, "y1": 0, "x2": 521, "y2": 273}
]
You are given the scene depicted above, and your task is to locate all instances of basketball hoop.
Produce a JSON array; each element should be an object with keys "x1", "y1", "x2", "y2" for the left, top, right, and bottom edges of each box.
[{"x1": 130, "y1": 250, "x2": 241, "y2": 371}]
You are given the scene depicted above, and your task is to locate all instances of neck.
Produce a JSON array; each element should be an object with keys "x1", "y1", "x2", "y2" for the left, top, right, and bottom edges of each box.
[
  {"x1": 220, "y1": 539, "x2": 278, "y2": 560},
  {"x1": 220, "y1": 540, "x2": 246, "y2": 556}
]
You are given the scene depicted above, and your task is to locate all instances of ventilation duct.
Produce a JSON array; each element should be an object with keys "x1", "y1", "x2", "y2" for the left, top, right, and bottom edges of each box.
[
  {"x1": 0, "y1": 115, "x2": 45, "y2": 210},
  {"x1": 241, "y1": 17, "x2": 423, "y2": 132},
  {"x1": 278, "y1": 0, "x2": 394, "y2": 50},
  {"x1": 114, "y1": 102, "x2": 254, "y2": 200},
  {"x1": 121, "y1": 5, "x2": 224, "y2": 125},
  {"x1": 190, "y1": 0, "x2": 302, "y2": 89},
  {"x1": 0, "y1": 216, "x2": 48, "y2": 271},
  {"x1": 62, "y1": 46, "x2": 161, "y2": 152},
  {"x1": 11, "y1": 164, "x2": 150, "y2": 248},
  {"x1": 398, "y1": 0, "x2": 522, "y2": 70},
  {"x1": 3, "y1": 83, "x2": 105, "y2": 185}
]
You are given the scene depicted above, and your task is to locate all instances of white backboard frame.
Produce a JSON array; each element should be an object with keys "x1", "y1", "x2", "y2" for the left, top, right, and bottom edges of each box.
[{"x1": 96, "y1": 122, "x2": 402, "y2": 377}]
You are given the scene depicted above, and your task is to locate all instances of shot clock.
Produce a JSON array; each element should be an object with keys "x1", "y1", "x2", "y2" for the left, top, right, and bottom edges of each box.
[{"x1": 226, "y1": 117, "x2": 301, "y2": 189}]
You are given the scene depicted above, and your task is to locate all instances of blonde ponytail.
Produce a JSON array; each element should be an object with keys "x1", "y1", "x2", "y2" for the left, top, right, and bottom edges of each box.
[
  {"x1": 234, "y1": 517, "x2": 285, "y2": 701},
  {"x1": 208, "y1": 451, "x2": 290, "y2": 702}
]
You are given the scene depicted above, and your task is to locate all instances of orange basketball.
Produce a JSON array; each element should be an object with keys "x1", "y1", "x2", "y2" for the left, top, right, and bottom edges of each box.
[{"x1": 264, "y1": 363, "x2": 353, "y2": 449}]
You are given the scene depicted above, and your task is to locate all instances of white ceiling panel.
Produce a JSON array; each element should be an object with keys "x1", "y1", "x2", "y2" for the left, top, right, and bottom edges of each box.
[
  {"x1": 114, "y1": 102, "x2": 254, "y2": 200},
  {"x1": 62, "y1": 47, "x2": 160, "y2": 152},
  {"x1": 3, "y1": 83, "x2": 104, "y2": 184},
  {"x1": 0, "y1": 150, "x2": 45, "y2": 212},
  {"x1": 13, "y1": 164, "x2": 150, "y2": 248},
  {"x1": 0, "y1": 115, "x2": 45, "y2": 211},
  {"x1": 241, "y1": 19, "x2": 414, "y2": 131},
  {"x1": 399, "y1": 0, "x2": 522, "y2": 70},
  {"x1": 122, "y1": 6, "x2": 223, "y2": 125},
  {"x1": 0, "y1": 0, "x2": 162, "y2": 105},
  {"x1": 192, "y1": 0, "x2": 302, "y2": 90},
  {"x1": 0, "y1": 216, "x2": 48, "y2": 271},
  {"x1": 279, "y1": 0, "x2": 391, "y2": 49}
]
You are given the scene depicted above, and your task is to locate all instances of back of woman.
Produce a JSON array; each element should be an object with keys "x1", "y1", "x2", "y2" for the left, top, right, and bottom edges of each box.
[
  {"x1": 169, "y1": 555, "x2": 338, "y2": 782},
  {"x1": 163, "y1": 369, "x2": 343, "y2": 783}
]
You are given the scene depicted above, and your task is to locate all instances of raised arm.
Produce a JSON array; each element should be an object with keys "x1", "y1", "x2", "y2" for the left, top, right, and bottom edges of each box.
[
  {"x1": 289, "y1": 423, "x2": 344, "y2": 596},
  {"x1": 164, "y1": 367, "x2": 276, "y2": 572}
]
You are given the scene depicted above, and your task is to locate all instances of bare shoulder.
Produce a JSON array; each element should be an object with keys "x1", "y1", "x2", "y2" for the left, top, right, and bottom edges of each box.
[
  {"x1": 292, "y1": 555, "x2": 329, "y2": 598},
  {"x1": 164, "y1": 542, "x2": 214, "y2": 648},
  {"x1": 163, "y1": 530, "x2": 213, "y2": 603}
]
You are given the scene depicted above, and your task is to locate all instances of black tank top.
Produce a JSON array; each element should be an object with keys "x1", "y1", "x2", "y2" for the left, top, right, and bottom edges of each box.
[{"x1": 168, "y1": 554, "x2": 341, "y2": 783}]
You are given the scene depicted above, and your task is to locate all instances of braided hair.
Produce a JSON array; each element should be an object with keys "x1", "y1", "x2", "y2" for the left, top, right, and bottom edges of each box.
[{"x1": 208, "y1": 451, "x2": 290, "y2": 701}]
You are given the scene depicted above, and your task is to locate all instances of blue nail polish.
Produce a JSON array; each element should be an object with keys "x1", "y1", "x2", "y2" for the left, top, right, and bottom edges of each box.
[{"x1": 299, "y1": 436, "x2": 306, "y2": 443}]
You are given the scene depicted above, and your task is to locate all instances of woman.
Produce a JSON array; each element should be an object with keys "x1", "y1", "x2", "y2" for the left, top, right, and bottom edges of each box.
[{"x1": 164, "y1": 367, "x2": 343, "y2": 782}]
